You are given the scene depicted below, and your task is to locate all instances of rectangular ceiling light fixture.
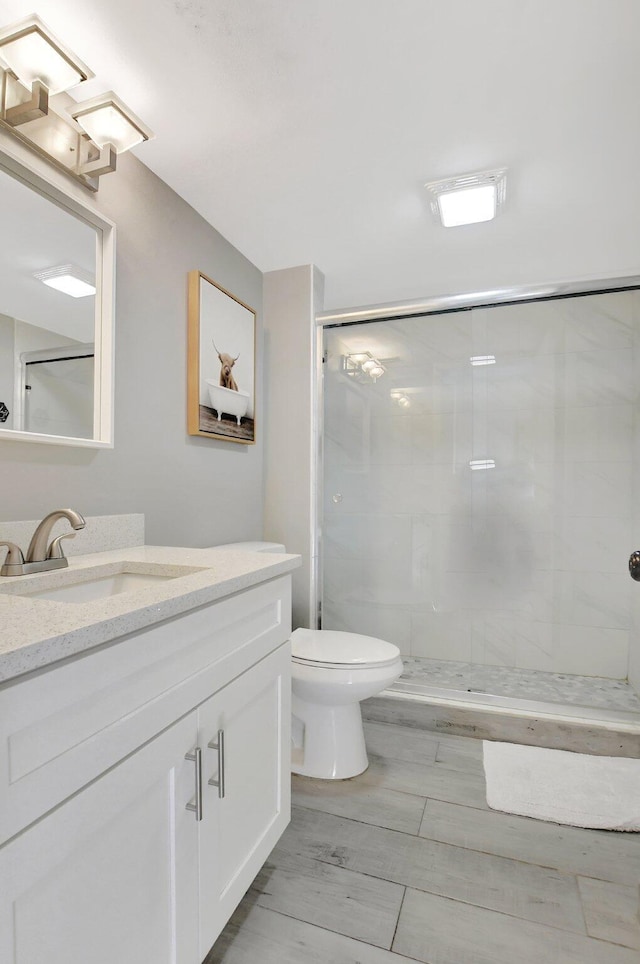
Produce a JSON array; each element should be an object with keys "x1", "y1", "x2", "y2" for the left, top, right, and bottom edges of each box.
[
  {"x1": 470, "y1": 354, "x2": 496, "y2": 366},
  {"x1": 425, "y1": 169, "x2": 507, "y2": 227},
  {"x1": 34, "y1": 264, "x2": 96, "y2": 298},
  {"x1": 469, "y1": 459, "x2": 496, "y2": 471}
]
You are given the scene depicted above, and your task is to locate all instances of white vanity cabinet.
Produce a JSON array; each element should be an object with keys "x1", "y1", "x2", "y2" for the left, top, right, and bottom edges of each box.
[
  {"x1": 0, "y1": 574, "x2": 292, "y2": 964},
  {"x1": 0, "y1": 711, "x2": 202, "y2": 964},
  {"x1": 197, "y1": 644, "x2": 290, "y2": 953}
]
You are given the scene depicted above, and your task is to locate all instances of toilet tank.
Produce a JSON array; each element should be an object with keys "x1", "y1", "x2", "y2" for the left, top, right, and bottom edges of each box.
[{"x1": 209, "y1": 541, "x2": 286, "y2": 553}]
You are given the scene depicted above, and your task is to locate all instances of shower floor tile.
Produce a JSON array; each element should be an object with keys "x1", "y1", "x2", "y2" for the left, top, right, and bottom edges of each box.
[{"x1": 395, "y1": 656, "x2": 640, "y2": 712}]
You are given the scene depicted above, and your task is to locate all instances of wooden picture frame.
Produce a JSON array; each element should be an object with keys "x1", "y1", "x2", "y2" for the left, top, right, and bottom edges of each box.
[{"x1": 187, "y1": 270, "x2": 256, "y2": 444}]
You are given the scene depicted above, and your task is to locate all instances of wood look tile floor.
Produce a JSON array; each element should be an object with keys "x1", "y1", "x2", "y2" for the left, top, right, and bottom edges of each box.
[{"x1": 206, "y1": 721, "x2": 640, "y2": 964}]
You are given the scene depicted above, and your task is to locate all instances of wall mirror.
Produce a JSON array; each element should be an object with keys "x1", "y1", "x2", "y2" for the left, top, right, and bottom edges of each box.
[{"x1": 0, "y1": 145, "x2": 114, "y2": 447}]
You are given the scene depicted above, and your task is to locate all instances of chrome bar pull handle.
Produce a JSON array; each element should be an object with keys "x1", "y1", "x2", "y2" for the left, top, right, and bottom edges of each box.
[
  {"x1": 185, "y1": 747, "x2": 203, "y2": 821},
  {"x1": 208, "y1": 729, "x2": 225, "y2": 798}
]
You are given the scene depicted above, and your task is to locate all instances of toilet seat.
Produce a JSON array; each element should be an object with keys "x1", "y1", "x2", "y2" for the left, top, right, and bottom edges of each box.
[{"x1": 291, "y1": 628, "x2": 400, "y2": 670}]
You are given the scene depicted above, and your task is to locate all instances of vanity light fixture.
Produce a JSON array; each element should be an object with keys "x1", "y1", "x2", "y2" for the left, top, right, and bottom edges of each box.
[
  {"x1": 348, "y1": 352, "x2": 372, "y2": 364},
  {"x1": 425, "y1": 169, "x2": 507, "y2": 227},
  {"x1": 361, "y1": 358, "x2": 385, "y2": 379},
  {"x1": 34, "y1": 264, "x2": 96, "y2": 298},
  {"x1": 0, "y1": 14, "x2": 93, "y2": 124},
  {"x1": 0, "y1": 14, "x2": 153, "y2": 190},
  {"x1": 70, "y1": 92, "x2": 153, "y2": 154},
  {"x1": 343, "y1": 352, "x2": 386, "y2": 382},
  {"x1": 390, "y1": 391, "x2": 411, "y2": 409}
]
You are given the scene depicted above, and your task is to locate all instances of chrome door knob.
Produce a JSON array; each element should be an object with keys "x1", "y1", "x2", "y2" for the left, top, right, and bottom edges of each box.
[{"x1": 629, "y1": 551, "x2": 640, "y2": 581}]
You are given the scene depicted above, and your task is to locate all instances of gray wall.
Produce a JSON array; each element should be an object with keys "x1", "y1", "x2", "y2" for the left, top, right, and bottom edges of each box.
[
  {"x1": 263, "y1": 265, "x2": 324, "y2": 629},
  {"x1": 0, "y1": 152, "x2": 264, "y2": 548}
]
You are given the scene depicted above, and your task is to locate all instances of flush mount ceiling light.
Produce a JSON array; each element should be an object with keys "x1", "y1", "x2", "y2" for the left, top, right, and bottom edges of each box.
[
  {"x1": 34, "y1": 264, "x2": 96, "y2": 298},
  {"x1": 0, "y1": 14, "x2": 153, "y2": 190},
  {"x1": 470, "y1": 354, "x2": 496, "y2": 366},
  {"x1": 425, "y1": 169, "x2": 507, "y2": 227}
]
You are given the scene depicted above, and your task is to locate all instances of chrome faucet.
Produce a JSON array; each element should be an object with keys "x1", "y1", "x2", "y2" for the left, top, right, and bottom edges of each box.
[{"x1": 0, "y1": 509, "x2": 86, "y2": 576}]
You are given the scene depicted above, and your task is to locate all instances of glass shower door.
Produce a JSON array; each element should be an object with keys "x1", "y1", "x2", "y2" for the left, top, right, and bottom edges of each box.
[
  {"x1": 321, "y1": 288, "x2": 640, "y2": 713},
  {"x1": 24, "y1": 351, "x2": 94, "y2": 439},
  {"x1": 322, "y1": 312, "x2": 475, "y2": 668}
]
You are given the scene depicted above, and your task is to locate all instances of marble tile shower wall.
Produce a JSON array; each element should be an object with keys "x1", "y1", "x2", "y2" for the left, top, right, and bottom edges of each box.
[{"x1": 323, "y1": 290, "x2": 639, "y2": 681}]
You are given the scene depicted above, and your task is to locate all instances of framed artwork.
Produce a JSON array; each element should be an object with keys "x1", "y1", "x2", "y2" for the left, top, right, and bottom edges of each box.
[{"x1": 187, "y1": 270, "x2": 256, "y2": 444}]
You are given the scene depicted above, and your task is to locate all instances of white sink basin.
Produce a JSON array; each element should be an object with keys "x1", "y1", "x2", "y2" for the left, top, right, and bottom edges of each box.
[{"x1": 22, "y1": 571, "x2": 179, "y2": 604}]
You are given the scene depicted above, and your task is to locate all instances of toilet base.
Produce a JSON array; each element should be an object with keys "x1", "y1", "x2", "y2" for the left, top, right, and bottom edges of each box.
[{"x1": 291, "y1": 695, "x2": 369, "y2": 779}]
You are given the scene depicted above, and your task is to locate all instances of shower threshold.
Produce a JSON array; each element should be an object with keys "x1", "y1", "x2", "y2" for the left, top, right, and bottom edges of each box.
[
  {"x1": 388, "y1": 679, "x2": 640, "y2": 730},
  {"x1": 364, "y1": 657, "x2": 640, "y2": 757}
]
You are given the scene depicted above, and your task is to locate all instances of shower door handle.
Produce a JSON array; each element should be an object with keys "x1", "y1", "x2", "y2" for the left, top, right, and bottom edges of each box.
[{"x1": 629, "y1": 551, "x2": 640, "y2": 581}]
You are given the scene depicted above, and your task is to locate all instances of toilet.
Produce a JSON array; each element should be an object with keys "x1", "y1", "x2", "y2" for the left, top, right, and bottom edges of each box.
[
  {"x1": 210, "y1": 541, "x2": 403, "y2": 780},
  {"x1": 290, "y1": 627, "x2": 403, "y2": 779}
]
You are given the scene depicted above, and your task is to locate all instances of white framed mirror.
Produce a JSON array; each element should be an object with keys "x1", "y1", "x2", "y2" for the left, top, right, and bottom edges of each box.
[{"x1": 0, "y1": 145, "x2": 114, "y2": 447}]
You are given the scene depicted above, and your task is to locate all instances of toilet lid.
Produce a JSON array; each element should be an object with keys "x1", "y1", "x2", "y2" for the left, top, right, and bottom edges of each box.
[{"x1": 291, "y1": 628, "x2": 400, "y2": 667}]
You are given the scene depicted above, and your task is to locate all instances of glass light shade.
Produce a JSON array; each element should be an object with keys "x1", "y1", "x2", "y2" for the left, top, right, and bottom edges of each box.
[
  {"x1": 438, "y1": 185, "x2": 497, "y2": 227},
  {"x1": 75, "y1": 104, "x2": 143, "y2": 153},
  {"x1": 361, "y1": 358, "x2": 378, "y2": 374},
  {"x1": 0, "y1": 17, "x2": 92, "y2": 94},
  {"x1": 368, "y1": 365, "x2": 385, "y2": 379},
  {"x1": 70, "y1": 93, "x2": 153, "y2": 154}
]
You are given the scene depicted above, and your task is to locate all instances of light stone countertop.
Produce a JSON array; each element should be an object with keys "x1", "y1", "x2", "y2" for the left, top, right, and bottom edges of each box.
[{"x1": 0, "y1": 545, "x2": 300, "y2": 685}]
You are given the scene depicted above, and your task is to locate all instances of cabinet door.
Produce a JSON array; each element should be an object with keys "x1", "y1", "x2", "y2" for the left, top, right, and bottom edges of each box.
[
  {"x1": 198, "y1": 643, "x2": 291, "y2": 955},
  {"x1": 0, "y1": 713, "x2": 200, "y2": 964}
]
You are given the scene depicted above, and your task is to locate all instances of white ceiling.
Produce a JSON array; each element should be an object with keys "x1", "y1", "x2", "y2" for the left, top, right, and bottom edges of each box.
[{"x1": 2, "y1": 0, "x2": 640, "y2": 310}]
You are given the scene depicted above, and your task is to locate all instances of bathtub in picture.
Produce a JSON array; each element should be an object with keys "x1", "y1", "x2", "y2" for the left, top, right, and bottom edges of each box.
[{"x1": 206, "y1": 380, "x2": 250, "y2": 425}]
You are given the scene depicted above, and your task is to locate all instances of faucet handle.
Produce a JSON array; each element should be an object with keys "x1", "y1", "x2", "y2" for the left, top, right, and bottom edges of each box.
[
  {"x1": 47, "y1": 532, "x2": 76, "y2": 560},
  {"x1": 0, "y1": 541, "x2": 25, "y2": 567}
]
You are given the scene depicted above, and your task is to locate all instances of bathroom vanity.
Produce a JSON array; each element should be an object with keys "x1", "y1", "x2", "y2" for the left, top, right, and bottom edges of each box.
[{"x1": 0, "y1": 545, "x2": 299, "y2": 964}]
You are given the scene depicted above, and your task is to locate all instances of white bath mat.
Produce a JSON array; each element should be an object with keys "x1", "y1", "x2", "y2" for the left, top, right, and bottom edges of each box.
[{"x1": 483, "y1": 741, "x2": 640, "y2": 831}]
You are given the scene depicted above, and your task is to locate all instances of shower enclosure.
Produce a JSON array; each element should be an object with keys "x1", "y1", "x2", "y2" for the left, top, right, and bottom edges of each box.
[
  {"x1": 22, "y1": 346, "x2": 94, "y2": 439},
  {"x1": 320, "y1": 287, "x2": 640, "y2": 720}
]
